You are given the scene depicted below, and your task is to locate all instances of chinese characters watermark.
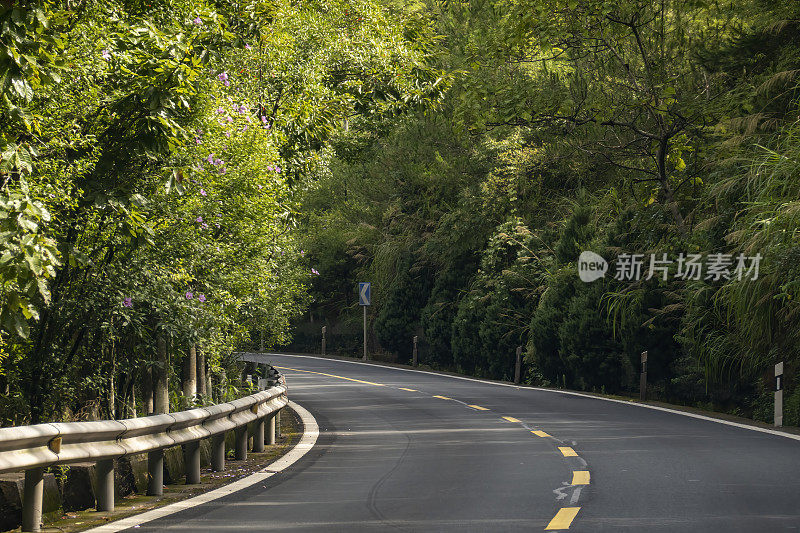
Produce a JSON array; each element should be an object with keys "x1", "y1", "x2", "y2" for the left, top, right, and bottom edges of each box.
[{"x1": 578, "y1": 251, "x2": 761, "y2": 283}]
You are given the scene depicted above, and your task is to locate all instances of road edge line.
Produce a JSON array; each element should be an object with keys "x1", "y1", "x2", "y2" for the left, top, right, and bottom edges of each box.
[
  {"x1": 84, "y1": 400, "x2": 319, "y2": 532},
  {"x1": 251, "y1": 353, "x2": 800, "y2": 443}
]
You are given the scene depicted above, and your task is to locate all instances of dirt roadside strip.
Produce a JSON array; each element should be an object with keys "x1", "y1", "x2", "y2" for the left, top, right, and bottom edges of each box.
[{"x1": 23, "y1": 401, "x2": 316, "y2": 533}]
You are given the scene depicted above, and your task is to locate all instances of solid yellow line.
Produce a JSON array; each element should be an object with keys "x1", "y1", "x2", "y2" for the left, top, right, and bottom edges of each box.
[
  {"x1": 502, "y1": 416, "x2": 521, "y2": 423},
  {"x1": 468, "y1": 405, "x2": 489, "y2": 411},
  {"x1": 273, "y1": 366, "x2": 385, "y2": 387},
  {"x1": 545, "y1": 507, "x2": 580, "y2": 530},
  {"x1": 531, "y1": 430, "x2": 551, "y2": 437},
  {"x1": 399, "y1": 388, "x2": 418, "y2": 392},
  {"x1": 433, "y1": 395, "x2": 452, "y2": 400},
  {"x1": 571, "y1": 471, "x2": 590, "y2": 485},
  {"x1": 558, "y1": 447, "x2": 578, "y2": 457}
]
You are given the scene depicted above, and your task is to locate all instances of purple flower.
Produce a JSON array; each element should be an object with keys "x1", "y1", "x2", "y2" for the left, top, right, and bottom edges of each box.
[
  {"x1": 266, "y1": 165, "x2": 273, "y2": 171},
  {"x1": 246, "y1": 116, "x2": 252, "y2": 123},
  {"x1": 196, "y1": 216, "x2": 203, "y2": 223},
  {"x1": 186, "y1": 292, "x2": 193, "y2": 299},
  {"x1": 242, "y1": 125, "x2": 249, "y2": 132},
  {"x1": 198, "y1": 294, "x2": 206, "y2": 302},
  {"x1": 217, "y1": 107, "x2": 225, "y2": 114},
  {"x1": 300, "y1": 250, "x2": 305, "y2": 256},
  {"x1": 311, "y1": 268, "x2": 320, "y2": 275},
  {"x1": 245, "y1": 44, "x2": 252, "y2": 50},
  {"x1": 224, "y1": 80, "x2": 230, "y2": 87},
  {"x1": 216, "y1": 213, "x2": 222, "y2": 217},
  {"x1": 219, "y1": 167, "x2": 226, "y2": 174},
  {"x1": 226, "y1": 116, "x2": 233, "y2": 123},
  {"x1": 195, "y1": 137, "x2": 202, "y2": 144},
  {"x1": 238, "y1": 105, "x2": 247, "y2": 114},
  {"x1": 206, "y1": 154, "x2": 214, "y2": 163},
  {"x1": 215, "y1": 223, "x2": 220, "y2": 228},
  {"x1": 102, "y1": 49, "x2": 111, "y2": 60},
  {"x1": 196, "y1": 128, "x2": 202, "y2": 134},
  {"x1": 193, "y1": 16, "x2": 201, "y2": 24},
  {"x1": 257, "y1": 184, "x2": 263, "y2": 189},
  {"x1": 200, "y1": 189, "x2": 207, "y2": 196},
  {"x1": 260, "y1": 116, "x2": 267, "y2": 124},
  {"x1": 218, "y1": 72, "x2": 229, "y2": 82},
  {"x1": 201, "y1": 222, "x2": 208, "y2": 229},
  {"x1": 213, "y1": 158, "x2": 222, "y2": 166},
  {"x1": 224, "y1": 131, "x2": 231, "y2": 138},
  {"x1": 123, "y1": 297, "x2": 133, "y2": 307}
]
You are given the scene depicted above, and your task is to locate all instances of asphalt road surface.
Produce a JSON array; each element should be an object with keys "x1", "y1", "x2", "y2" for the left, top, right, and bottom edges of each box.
[{"x1": 130, "y1": 353, "x2": 800, "y2": 532}]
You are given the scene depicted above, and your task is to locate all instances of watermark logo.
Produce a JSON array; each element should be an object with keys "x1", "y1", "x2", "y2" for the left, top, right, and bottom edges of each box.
[
  {"x1": 578, "y1": 251, "x2": 762, "y2": 283},
  {"x1": 578, "y1": 250, "x2": 609, "y2": 282}
]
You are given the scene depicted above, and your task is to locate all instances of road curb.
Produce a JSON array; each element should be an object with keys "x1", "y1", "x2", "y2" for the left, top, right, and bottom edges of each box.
[{"x1": 84, "y1": 400, "x2": 319, "y2": 532}]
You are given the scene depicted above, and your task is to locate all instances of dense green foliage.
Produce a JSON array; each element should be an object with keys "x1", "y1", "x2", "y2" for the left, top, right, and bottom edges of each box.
[
  {"x1": 0, "y1": 0, "x2": 440, "y2": 423},
  {"x1": 295, "y1": 0, "x2": 800, "y2": 424}
]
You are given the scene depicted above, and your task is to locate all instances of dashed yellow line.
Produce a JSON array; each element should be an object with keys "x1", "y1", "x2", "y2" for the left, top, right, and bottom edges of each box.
[
  {"x1": 545, "y1": 507, "x2": 580, "y2": 530},
  {"x1": 571, "y1": 471, "x2": 590, "y2": 485},
  {"x1": 502, "y1": 416, "x2": 521, "y2": 423},
  {"x1": 531, "y1": 430, "x2": 550, "y2": 437},
  {"x1": 433, "y1": 395, "x2": 452, "y2": 400},
  {"x1": 468, "y1": 405, "x2": 489, "y2": 411},
  {"x1": 273, "y1": 366, "x2": 385, "y2": 387},
  {"x1": 558, "y1": 446, "x2": 578, "y2": 457},
  {"x1": 398, "y1": 387, "x2": 418, "y2": 392}
]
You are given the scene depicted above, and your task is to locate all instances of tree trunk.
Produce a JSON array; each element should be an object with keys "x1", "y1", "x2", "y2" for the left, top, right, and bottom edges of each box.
[
  {"x1": 196, "y1": 347, "x2": 207, "y2": 397},
  {"x1": 657, "y1": 138, "x2": 689, "y2": 237},
  {"x1": 154, "y1": 336, "x2": 169, "y2": 414},
  {"x1": 183, "y1": 344, "x2": 197, "y2": 399},
  {"x1": 143, "y1": 367, "x2": 154, "y2": 415}
]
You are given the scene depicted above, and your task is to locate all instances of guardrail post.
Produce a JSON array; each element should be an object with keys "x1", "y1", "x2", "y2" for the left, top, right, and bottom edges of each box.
[
  {"x1": 321, "y1": 326, "x2": 327, "y2": 356},
  {"x1": 22, "y1": 467, "x2": 44, "y2": 532},
  {"x1": 234, "y1": 427, "x2": 248, "y2": 460},
  {"x1": 183, "y1": 441, "x2": 201, "y2": 484},
  {"x1": 267, "y1": 411, "x2": 277, "y2": 445},
  {"x1": 211, "y1": 433, "x2": 225, "y2": 472},
  {"x1": 253, "y1": 418, "x2": 265, "y2": 452},
  {"x1": 413, "y1": 336, "x2": 418, "y2": 367},
  {"x1": 514, "y1": 346, "x2": 522, "y2": 384},
  {"x1": 95, "y1": 459, "x2": 115, "y2": 511},
  {"x1": 147, "y1": 449, "x2": 164, "y2": 495}
]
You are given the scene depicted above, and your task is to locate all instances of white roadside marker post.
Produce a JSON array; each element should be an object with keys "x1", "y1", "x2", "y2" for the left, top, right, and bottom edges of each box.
[
  {"x1": 775, "y1": 361, "x2": 784, "y2": 427},
  {"x1": 640, "y1": 351, "x2": 648, "y2": 402}
]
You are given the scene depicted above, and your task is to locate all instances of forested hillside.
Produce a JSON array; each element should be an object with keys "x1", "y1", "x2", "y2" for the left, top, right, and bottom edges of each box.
[
  {"x1": 293, "y1": 0, "x2": 800, "y2": 425},
  {"x1": 1, "y1": 0, "x2": 798, "y2": 427}
]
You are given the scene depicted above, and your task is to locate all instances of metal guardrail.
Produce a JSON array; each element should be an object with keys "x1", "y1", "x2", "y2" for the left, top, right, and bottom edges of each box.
[{"x1": 0, "y1": 383, "x2": 288, "y2": 532}]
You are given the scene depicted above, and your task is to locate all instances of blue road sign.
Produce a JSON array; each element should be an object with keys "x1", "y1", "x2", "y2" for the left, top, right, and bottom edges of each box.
[{"x1": 358, "y1": 282, "x2": 371, "y2": 306}]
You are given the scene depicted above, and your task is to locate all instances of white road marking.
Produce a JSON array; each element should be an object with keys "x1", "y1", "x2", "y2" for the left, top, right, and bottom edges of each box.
[
  {"x1": 252, "y1": 353, "x2": 800, "y2": 443},
  {"x1": 84, "y1": 401, "x2": 318, "y2": 532}
]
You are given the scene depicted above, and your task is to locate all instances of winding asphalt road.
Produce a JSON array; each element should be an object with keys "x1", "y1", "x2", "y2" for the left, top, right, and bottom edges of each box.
[{"x1": 131, "y1": 353, "x2": 800, "y2": 532}]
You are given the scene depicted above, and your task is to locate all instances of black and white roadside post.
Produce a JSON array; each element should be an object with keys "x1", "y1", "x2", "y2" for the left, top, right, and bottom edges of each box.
[
  {"x1": 775, "y1": 361, "x2": 784, "y2": 427},
  {"x1": 359, "y1": 282, "x2": 371, "y2": 361},
  {"x1": 514, "y1": 346, "x2": 523, "y2": 384},
  {"x1": 640, "y1": 351, "x2": 648, "y2": 401},
  {"x1": 413, "y1": 336, "x2": 418, "y2": 367},
  {"x1": 321, "y1": 326, "x2": 327, "y2": 357}
]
